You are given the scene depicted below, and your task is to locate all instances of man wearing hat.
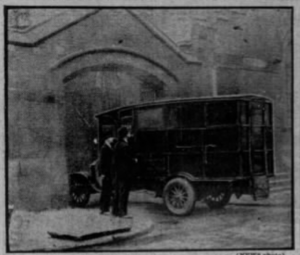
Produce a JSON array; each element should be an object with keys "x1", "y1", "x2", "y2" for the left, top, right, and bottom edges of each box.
[
  {"x1": 99, "y1": 137, "x2": 117, "y2": 214},
  {"x1": 112, "y1": 127, "x2": 137, "y2": 217}
]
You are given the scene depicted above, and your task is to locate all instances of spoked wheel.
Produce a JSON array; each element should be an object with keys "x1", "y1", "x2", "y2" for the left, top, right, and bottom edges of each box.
[
  {"x1": 205, "y1": 184, "x2": 231, "y2": 209},
  {"x1": 69, "y1": 176, "x2": 90, "y2": 207},
  {"x1": 163, "y1": 178, "x2": 196, "y2": 216}
]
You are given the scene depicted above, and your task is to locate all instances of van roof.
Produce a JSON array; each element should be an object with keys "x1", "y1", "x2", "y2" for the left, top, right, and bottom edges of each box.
[{"x1": 95, "y1": 94, "x2": 272, "y2": 118}]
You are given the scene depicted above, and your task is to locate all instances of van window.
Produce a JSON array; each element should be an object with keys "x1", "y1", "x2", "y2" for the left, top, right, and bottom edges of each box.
[
  {"x1": 264, "y1": 103, "x2": 272, "y2": 126},
  {"x1": 137, "y1": 107, "x2": 163, "y2": 129},
  {"x1": 165, "y1": 106, "x2": 180, "y2": 129},
  {"x1": 252, "y1": 127, "x2": 264, "y2": 149},
  {"x1": 98, "y1": 115, "x2": 116, "y2": 140},
  {"x1": 252, "y1": 102, "x2": 263, "y2": 126},
  {"x1": 206, "y1": 102, "x2": 237, "y2": 125},
  {"x1": 121, "y1": 116, "x2": 132, "y2": 125},
  {"x1": 165, "y1": 104, "x2": 204, "y2": 129},
  {"x1": 181, "y1": 104, "x2": 204, "y2": 128},
  {"x1": 121, "y1": 116, "x2": 133, "y2": 132},
  {"x1": 239, "y1": 102, "x2": 249, "y2": 124}
]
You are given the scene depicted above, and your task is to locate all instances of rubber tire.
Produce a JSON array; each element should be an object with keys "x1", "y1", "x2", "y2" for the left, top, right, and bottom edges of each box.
[
  {"x1": 69, "y1": 176, "x2": 91, "y2": 207},
  {"x1": 205, "y1": 185, "x2": 231, "y2": 209},
  {"x1": 163, "y1": 178, "x2": 196, "y2": 216}
]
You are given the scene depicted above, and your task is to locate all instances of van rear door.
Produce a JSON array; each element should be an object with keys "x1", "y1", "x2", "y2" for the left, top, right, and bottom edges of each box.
[{"x1": 250, "y1": 100, "x2": 272, "y2": 199}]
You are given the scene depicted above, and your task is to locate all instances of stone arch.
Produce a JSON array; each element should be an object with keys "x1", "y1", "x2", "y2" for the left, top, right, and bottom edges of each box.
[
  {"x1": 49, "y1": 48, "x2": 179, "y2": 173},
  {"x1": 51, "y1": 47, "x2": 179, "y2": 86},
  {"x1": 64, "y1": 63, "x2": 168, "y2": 108}
]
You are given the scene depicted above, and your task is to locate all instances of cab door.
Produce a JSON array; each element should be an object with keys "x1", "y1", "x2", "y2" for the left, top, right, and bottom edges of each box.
[
  {"x1": 133, "y1": 106, "x2": 167, "y2": 191},
  {"x1": 97, "y1": 114, "x2": 118, "y2": 144}
]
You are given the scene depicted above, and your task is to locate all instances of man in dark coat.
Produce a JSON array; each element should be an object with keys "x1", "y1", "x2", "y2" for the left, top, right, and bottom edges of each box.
[
  {"x1": 112, "y1": 127, "x2": 137, "y2": 217},
  {"x1": 99, "y1": 137, "x2": 117, "y2": 214}
]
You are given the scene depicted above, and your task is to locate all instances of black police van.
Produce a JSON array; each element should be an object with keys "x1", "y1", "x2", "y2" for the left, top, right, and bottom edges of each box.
[{"x1": 70, "y1": 95, "x2": 274, "y2": 216}]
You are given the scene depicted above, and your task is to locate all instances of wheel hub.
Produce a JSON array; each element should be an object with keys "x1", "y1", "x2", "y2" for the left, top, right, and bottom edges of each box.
[{"x1": 170, "y1": 186, "x2": 187, "y2": 208}]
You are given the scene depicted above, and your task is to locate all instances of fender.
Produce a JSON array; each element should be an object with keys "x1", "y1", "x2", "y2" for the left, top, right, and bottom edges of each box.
[
  {"x1": 166, "y1": 172, "x2": 200, "y2": 183},
  {"x1": 70, "y1": 171, "x2": 90, "y2": 180},
  {"x1": 69, "y1": 172, "x2": 100, "y2": 193}
]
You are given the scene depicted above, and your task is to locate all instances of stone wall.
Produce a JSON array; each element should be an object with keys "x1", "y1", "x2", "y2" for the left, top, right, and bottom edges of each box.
[
  {"x1": 142, "y1": 9, "x2": 291, "y2": 127},
  {"x1": 141, "y1": 8, "x2": 292, "y2": 174},
  {"x1": 8, "y1": 9, "x2": 206, "y2": 210},
  {"x1": 8, "y1": 8, "x2": 292, "y2": 211}
]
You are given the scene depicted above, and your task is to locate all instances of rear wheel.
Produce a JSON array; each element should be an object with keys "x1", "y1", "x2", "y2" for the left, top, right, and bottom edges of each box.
[
  {"x1": 163, "y1": 178, "x2": 196, "y2": 216},
  {"x1": 205, "y1": 184, "x2": 231, "y2": 209},
  {"x1": 69, "y1": 176, "x2": 91, "y2": 207}
]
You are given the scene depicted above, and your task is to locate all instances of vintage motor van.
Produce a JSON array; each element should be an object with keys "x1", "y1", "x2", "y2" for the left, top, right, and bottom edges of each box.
[{"x1": 70, "y1": 95, "x2": 274, "y2": 216}]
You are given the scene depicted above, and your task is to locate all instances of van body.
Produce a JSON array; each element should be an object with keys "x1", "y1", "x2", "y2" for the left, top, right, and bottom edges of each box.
[{"x1": 95, "y1": 95, "x2": 274, "y2": 215}]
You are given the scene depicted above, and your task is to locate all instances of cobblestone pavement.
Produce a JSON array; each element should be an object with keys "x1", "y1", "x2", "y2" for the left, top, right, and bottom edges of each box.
[{"x1": 83, "y1": 189, "x2": 293, "y2": 251}]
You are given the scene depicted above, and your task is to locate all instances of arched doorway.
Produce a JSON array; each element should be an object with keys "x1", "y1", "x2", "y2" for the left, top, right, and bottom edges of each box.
[
  {"x1": 50, "y1": 48, "x2": 179, "y2": 175},
  {"x1": 62, "y1": 62, "x2": 173, "y2": 174}
]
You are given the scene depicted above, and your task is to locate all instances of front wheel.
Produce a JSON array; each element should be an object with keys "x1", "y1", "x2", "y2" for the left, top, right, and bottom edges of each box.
[
  {"x1": 69, "y1": 176, "x2": 91, "y2": 207},
  {"x1": 163, "y1": 178, "x2": 196, "y2": 216}
]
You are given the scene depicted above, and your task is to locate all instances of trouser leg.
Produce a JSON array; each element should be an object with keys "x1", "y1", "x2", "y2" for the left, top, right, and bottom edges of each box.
[
  {"x1": 99, "y1": 176, "x2": 112, "y2": 212},
  {"x1": 120, "y1": 179, "x2": 131, "y2": 215},
  {"x1": 112, "y1": 178, "x2": 120, "y2": 216},
  {"x1": 113, "y1": 178, "x2": 127, "y2": 216}
]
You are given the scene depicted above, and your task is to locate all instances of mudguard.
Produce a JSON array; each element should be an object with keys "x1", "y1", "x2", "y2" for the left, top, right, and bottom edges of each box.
[
  {"x1": 69, "y1": 172, "x2": 101, "y2": 193},
  {"x1": 70, "y1": 171, "x2": 90, "y2": 180},
  {"x1": 172, "y1": 172, "x2": 200, "y2": 183}
]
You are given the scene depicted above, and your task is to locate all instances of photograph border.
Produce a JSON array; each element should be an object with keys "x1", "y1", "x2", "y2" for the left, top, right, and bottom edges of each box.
[{"x1": 3, "y1": 3, "x2": 296, "y2": 253}]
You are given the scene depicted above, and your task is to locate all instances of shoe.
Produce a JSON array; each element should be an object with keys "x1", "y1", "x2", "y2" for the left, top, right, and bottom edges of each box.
[
  {"x1": 123, "y1": 215, "x2": 133, "y2": 219},
  {"x1": 117, "y1": 212, "x2": 132, "y2": 218},
  {"x1": 112, "y1": 212, "x2": 125, "y2": 217},
  {"x1": 100, "y1": 210, "x2": 110, "y2": 215}
]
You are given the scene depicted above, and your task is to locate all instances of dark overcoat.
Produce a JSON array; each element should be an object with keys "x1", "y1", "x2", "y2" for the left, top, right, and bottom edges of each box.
[
  {"x1": 114, "y1": 139, "x2": 135, "y2": 180},
  {"x1": 99, "y1": 144, "x2": 114, "y2": 177}
]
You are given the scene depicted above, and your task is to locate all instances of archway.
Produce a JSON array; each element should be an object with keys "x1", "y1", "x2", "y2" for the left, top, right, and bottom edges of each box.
[{"x1": 51, "y1": 49, "x2": 179, "y2": 174}]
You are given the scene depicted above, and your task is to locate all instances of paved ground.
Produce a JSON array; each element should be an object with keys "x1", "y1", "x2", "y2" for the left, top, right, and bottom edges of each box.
[
  {"x1": 83, "y1": 189, "x2": 293, "y2": 251},
  {"x1": 8, "y1": 188, "x2": 293, "y2": 252},
  {"x1": 9, "y1": 207, "x2": 153, "y2": 251}
]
